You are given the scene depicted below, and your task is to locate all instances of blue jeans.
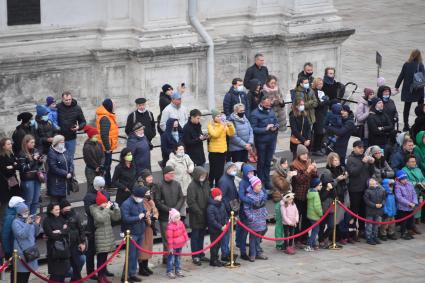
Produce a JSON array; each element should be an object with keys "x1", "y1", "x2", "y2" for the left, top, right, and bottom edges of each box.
[
  {"x1": 365, "y1": 216, "x2": 381, "y2": 241},
  {"x1": 308, "y1": 220, "x2": 320, "y2": 248},
  {"x1": 255, "y1": 139, "x2": 276, "y2": 190},
  {"x1": 190, "y1": 228, "x2": 206, "y2": 259},
  {"x1": 65, "y1": 139, "x2": 77, "y2": 163},
  {"x1": 248, "y1": 231, "x2": 264, "y2": 257},
  {"x1": 22, "y1": 180, "x2": 40, "y2": 215},
  {"x1": 236, "y1": 222, "x2": 248, "y2": 255},
  {"x1": 128, "y1": 234, "x2": 143, "y2": 277},
  {"x1": 166, "y1": 248, "x2": 182, "y2": 273},
  {"x1": 103, "y1": 152, "x2": 112, "y2": 186},
  {"x1": 221, "y1": 229, "x2": 230, "y2": 257}
]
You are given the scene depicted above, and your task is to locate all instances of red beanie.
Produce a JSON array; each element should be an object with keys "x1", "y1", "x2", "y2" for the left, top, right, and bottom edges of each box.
[
  {"x1": 96, "y1": 191, "x2": 108, "y2": 206},
  {"x1": 84, "y1": 125, "x2": 99, "y2": 139},
  {"x1": 211, "y1": 188, "x2": 222, "y2": 199}
]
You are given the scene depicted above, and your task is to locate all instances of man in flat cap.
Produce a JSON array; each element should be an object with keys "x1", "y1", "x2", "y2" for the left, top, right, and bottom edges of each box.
[{"x1": 125, "y1": 97, "x2": 156, "y2": 149}]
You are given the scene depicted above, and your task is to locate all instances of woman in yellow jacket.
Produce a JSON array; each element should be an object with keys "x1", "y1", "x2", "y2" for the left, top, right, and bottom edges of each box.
[{"x1": 208, "y1": 109, "x2": 235, "y2": 187}]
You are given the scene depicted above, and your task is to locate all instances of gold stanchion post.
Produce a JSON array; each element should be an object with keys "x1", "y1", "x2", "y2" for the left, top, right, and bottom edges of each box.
[
  {"x1": 328, "y1": 200, "x2": 342, "y2": 250},
  {"x1": 124, "y1": 230, "x2": 131, "y2": 283},
  {"x1": 225, "y1": 211, "x2": 240, "y2": 268},
  {"x1": 13, "y1": 249, "x2": 18, "y2": 283}
]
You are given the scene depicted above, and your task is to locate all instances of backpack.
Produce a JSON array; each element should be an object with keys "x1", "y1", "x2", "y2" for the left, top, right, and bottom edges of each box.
[{"x1": 411, "y1": 63, "x2": 425, "y2": 93}]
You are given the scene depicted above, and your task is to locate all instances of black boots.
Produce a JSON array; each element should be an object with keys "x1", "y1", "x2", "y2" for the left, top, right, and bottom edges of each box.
[{"x1": 138, "y1": 260, "x2": 153, "y2": 276}]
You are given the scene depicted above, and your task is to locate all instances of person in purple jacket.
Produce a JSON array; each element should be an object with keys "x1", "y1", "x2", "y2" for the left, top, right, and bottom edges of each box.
[{"x1": 394, "y1": 170, "x2": 418, "y2": 240}]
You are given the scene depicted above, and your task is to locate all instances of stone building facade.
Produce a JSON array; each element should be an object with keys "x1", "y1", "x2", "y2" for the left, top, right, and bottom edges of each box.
[{"x1": 0, "y1": 0, "x2": 354, "y2": 136}]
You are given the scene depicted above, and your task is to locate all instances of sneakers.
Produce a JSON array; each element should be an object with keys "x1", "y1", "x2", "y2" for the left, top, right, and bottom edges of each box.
[
  {"x1": 167, "y1": 272, "x2": 176, "y2": 279},
  {"x1": 255, "y1": 254, "x2": 268, "y2": 260},
  {"x1": 240, "y1": 254, "x2": 250, "y2": 261},
  {"x1": 192, "y1": 257, "x2": 202, "y2": 266},
  {"x1": 304, "y1": 246, "x2": 314, "y2": 252},
  {"x1": 284, "y1": 246, "x2": 296, "y2": 255},
  {"x1": 176, "y1": 271, "x2": 184, "y2": 278}
]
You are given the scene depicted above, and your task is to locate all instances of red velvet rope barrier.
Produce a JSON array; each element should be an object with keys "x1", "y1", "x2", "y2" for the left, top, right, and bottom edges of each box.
[
  {"x1": 237, "y1": 205, "x2": 333, "y2": 241},
  {"x1": 338, "y1": 200, "x2": 425, "y2": 225},
  {"x1": 131, "y1": 221, "x2": 231, "y2": 256},
  {"x1": 0, "y1": 257, "x2": 12, "y2": 273},
  {"x1": 20, "y1": 239, "x2": 125, "y2": 283}
]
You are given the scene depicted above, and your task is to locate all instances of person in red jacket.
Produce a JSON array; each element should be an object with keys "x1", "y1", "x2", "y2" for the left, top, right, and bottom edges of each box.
[{"x1": 166, "y1": 208, "x2": 188, "y2": 279}]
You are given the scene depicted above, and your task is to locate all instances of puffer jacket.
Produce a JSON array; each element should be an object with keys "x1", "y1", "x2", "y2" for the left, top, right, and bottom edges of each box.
[
  {"x1": 346, "y1": 151, "x2": 373, "y2": 193},
  {"x1": 166, "y1": 220, "x2": 189, "y2": 249},
  {"x1": 280, "y1": 202, "x2": 299, "y2": 226},
  {"x1": 207, "y1": 121, "x2": 235, "y2": 153},
  {"x1": 121, "y1": 196, "x2": 147, "y2": 236},
  {"x1": 363, "y1": 185, "x2": 386, "y2": 217},
  {"x1": 12, "y1": 217, "x2": 40, "y2": 272},
  {"x1": 307, "y1": 188, "x2": 323, "y2": 221},
  {"x1": 244, "y1": 187, "x2": 268, "y2": 232},
  {"x1": 154, "y1": 179, "x2": 185, "y2": 222},
  {"x1": 382, "y1": 179, "x2": 397, "y2": 217},
  {"x1": 250, "y1": 105, "x2": 279, "y2": 144},
  {"x1": 35, "y1": 117, "x2": 57, "y2": 154},
  {"x1": 218, "y1": 162, "x2": 239, "y2": 209},
  {"x1": 394, "y1": 180, "x2": 418, "y2": 211},
  {"x1": 62, "y1": 209, "x2": 85, "y2": 246},
  {"x1": 207, "y1": 198, "x2": 229, "y2": 234},
  {"x1": 166, "y1": 153, "x2": 194, "y2": 196},
  {"x1": 82, "y1": 139, "x2": 104, "y2": 170},
  {"x1": 367, "y1": 110, "x2": 394, "y2": 147},
  {"x1": 228, "y1": 112, "x2": 254, "y2": 152},
  {"x1": 187, "y1": 166, "x2": 210, "y2": 229},
  {"x1": 47, "y1": 147, "x2": 74, "y2": 197},
  {"x1": 90, "y1": 204, "x2": 121, "y2": 253},
  {"x1": 182, "y1": 119, "x2": 206, "y2": 166},
  {"x1": 377, "y1": 86, "x2": 398, "y2": 128},
  {"x1": 57, "y1": 99, "x2": 86, "y2": 141},
  {"x1": 354, "y1": 97, "x2": 370, "y2": 138},
  {"x1": 127, "y1": 133, "x2": 151, "y2": 174},
  {"x1": 83, "y1": 190, "x2": 110, "y2": 234},
  {"x1": 223, "y1": 87, "x2": 250, "y2": 118},
  {"x1": 112, "y1": 162, "x2": 137, "y2": 205},
  {"x1": 271, "y1": 163, "x2": 291, "y2": 202}
]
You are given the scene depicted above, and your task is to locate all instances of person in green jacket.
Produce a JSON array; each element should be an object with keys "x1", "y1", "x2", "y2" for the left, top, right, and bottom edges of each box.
[
  {"x1": 414, "y1": 130, "x2": 425, "y2": 223},
  {"x1": 305, "y1": 177, "x2": 323, "y2": 252},
  {"x1": 402, "y1": 155, "x2": 425, "y2": 228}
]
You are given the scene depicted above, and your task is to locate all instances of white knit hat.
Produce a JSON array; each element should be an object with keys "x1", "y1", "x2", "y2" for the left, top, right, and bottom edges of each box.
[
  {"x1": 93, "y1": 176, "x2": 105, "y2": 190},
  {"x1": 8, "y1": 196, "x2": 25, "y2": 208}
]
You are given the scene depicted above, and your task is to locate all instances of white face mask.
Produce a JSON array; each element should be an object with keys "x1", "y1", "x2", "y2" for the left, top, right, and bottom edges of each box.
[
  {"x1": 237, "y1": 86, "x2": 244, "y2": 92},
  {"x1": 199, "y1": 176, "x2": 206, "y2": 182},
  {"x1": 134, "y1": 197, "x2": 143, "y2": 203},
  {"x1": 298, "y1": 105, "x2": 305, "y2": 112},
  {"x1": 176, "y1": 150, "x2": 185, "y2": 157},
  {"x1": 137, "y1": 109, "x2": 147, "y2": 113},
  {"x1": 55, "y1": 143, "x2": 66, "y2": 152}
]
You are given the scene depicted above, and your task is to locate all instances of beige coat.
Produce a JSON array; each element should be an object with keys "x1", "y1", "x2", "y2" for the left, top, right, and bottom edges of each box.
[{"x1": 139, "y1": 198, "x2": 159, "y2": 260}]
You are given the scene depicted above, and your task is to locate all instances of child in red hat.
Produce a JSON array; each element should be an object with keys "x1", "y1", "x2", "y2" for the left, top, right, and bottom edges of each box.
[{"x1": 207, "y1": 188, "x2": 228, "y2": 267}]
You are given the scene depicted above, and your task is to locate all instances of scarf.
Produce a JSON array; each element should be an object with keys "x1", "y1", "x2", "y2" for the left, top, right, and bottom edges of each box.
[
  {"x1": 291, "y1": 158, "x2": 310, "y2": 172},
  {"x1": 324, "y1": 75, "x2": 335, "y2": 85},
  {"x1": 263, "y1": 84, "x2": 279, "y2": 94},
  {"x1": 274, "y1": 162, "x2": 288, "y2": 178}
]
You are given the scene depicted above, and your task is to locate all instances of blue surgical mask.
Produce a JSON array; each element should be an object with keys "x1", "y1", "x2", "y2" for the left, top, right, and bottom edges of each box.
[
  {"x1": 303, "y1": 83, "x2": 310, "y2": 90},
  {"x1": 382, "y1": 95, "x2": 390, "y2": 101},
  {"x1": 229, "y1": 171, "x2": 237, "y2": 177},
  {"x1": 41, "y1": 115, "x2": 49, "y2": 122}
]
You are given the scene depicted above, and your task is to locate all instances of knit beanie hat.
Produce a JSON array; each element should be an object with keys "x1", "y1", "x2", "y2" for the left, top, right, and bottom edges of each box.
[
  {"x1": 370, "y1": 96, "x2": 382, "y2": 109},
  {"x1": 8, "y1": 196, "x2": 25, "y2": 208},
  {"x1": 36, "y1": 105, "x2": 49, "y2": 117},
  {"x1": 17, "y1": 112, "x2": 33, "y2": 123},
  {"x1": 93, "y1": 176, "x2": 106, "y2": 190},
  {"x1": 364, "y1": 88, "x2": 374, "y2": 97},
  {"x1": 59, "y1": 199, "x2": 71, "y2": 210},
  {"x1": 211, "y1": 109, "x2": 221, "y2": 119},
  {"x1": 310, "y1": 177, "x2": 321, "y2": 188},
  {"x1": 140, "y1": 169, "x2": 152, "y2": 181},
  {"x1": 296, "y1": 144, "x2": 309, "y2": 157},
  {"x1": 331, "y1": 103, "x2": 342, "y2": 115},
  {"x1": 162, "y1": 84, "x2": 173, "y2": 93},
  {"x1": 46, "y1": 96, "x2": 56, "y2": 106},
  {"x1": 102, "y1": 98, "x2": 113, "y2": 113},
  {"x1": 16, "y1": 203, "x2": 29, "y2": 215},
  {"x1": 211, "y1": 188, "x2": 222, "y2": 199},
  {"x1": 133, "y1": 186, "x2": 147, "y2": 198},
  {"x1": 162, "y1": 166, "x2": 175, "y2": 175},
  {"x1": 396, "y1": 170, "x2": 407, "y2": 180},
  {"x1": 168, "y1": 208, "x2": 180, "y2": 223},
  {"x1": 249, "y1": 176, "x2": 262, "y2": 188},
  {"x1": 84, "y1": 125, "x2": 98, "y2": 139},
  {"x1": 342, "y1": 104, "x2": 351, "y2": 112},
  {"x1": 96, "y1": 191, "x2": 108, "y2": 206},
  {"x1": 52, "y1": 135, "x2": 65, "y2": 147},
  {"x1": 368, "y1": 145, "x2": 382, "y2": 156}
]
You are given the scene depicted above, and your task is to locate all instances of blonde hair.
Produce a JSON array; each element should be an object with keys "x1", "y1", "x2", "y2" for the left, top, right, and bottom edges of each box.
[
  {"x1": 326, "y1": 152, "x2": 340, "y2": 167},
  {"x1": 21, "y1": 135, "x2": 35, "y2": 160},
  {"x1": 312, "y1": 77, "x2": 324, "y2": 90}
]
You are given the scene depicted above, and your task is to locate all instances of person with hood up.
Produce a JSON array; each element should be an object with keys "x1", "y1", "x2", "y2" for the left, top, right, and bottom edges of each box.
[
  {"x1": 402, "y1": 155, "x2": 425, "y2": 231},
  {"x1": 1, "y1": 196, "x2": 25, "y2": 261},
  {"x1": 377, "y1": 85, "x2": 398, "y2": 130},
  {"x1": 207, "y1": 188, "x2": 228, "y2": 267},
  {"x1": 394, "y1": 170, "x2": 418, "y2": 240},
  {"x1": 35, "y1": 105, "x2": 57, "y2": 155},
  {"x1": 83, "y1": 125, "x2": 104, "y2": 193},
  {"x1": 208, "y1": 110, "x2": 235, "y2": 187},
  {"x1": 290, "y1": 144, "x2": 317, "y2": 245},
  {"x1": 127, "y1": 122, "x2": 151, "y2": 174},
  {"x1": 289, "y1": 100, "x2": 311, "y2": 159},
  {"x1": 47, "y1": 135, "x2": 74, "y2": 203},
  {"x1": 12, "y1": 203, "x2": 41, "y2": 283},
  {"x1": 228, "y1": 103, "x2": 254, "y2": 163},
  {"x1": 271, "y1": 158, "x2": 295, "y2": 250},
  {"x1": 262, "y1": 75, "x2": 287, "y2": 132},
  {"x1": 354, "y1": 88, "x2": 375, "y2": 145},
  {"x1": 223, "y1": 78, "x2": 250, "y2": 119},
  {"x1": 280, "y1": 192, "x2": 299, "y2": 254},
  {"x1": 112, "y1": 148, "x2": 137, "y2": 205},
  {"x1": 366, "y1": 145, "x2": 394, "y2": 183},
  {"x1": 251, "y1": 95, "x2": 279, "y2": 190},
  {"x1": 367, "y1": 97, "x2": 394, "y2": 150},
  {"x1": 379, "y1": 179, "x2": 397, "y2": 241},
  {"x1": 96, "y1": 98, "x2": 118, "y2": 187},
  {"x1": 45, "y1": 96, "x2": 59, "y2": 130},
  {"x1": 247, "y1": 78, "x2": 262, "y2": 112},
  {"x1": 182, "y1": 109, "x2": 207, "y2": 166},
  {"x1": 186, "y1": 166, "x2": 210, "y2": 266},
  {"x1": 12, "y1": 112, "x2": 37, "y2": 154},
  {"x1": 411, "y1": 104, "x2": 425, "y2": 141},
  {"x1": 161, "y1": 118, "x2": 183, "y2": 166},
  {"x1": 166, "y1": 143, "x2": 194, "y2": 218}
]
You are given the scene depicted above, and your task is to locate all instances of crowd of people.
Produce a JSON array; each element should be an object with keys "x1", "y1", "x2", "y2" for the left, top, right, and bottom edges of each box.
[{"x1": 0, "y1": 49, "x2": 424, "y2": 283}]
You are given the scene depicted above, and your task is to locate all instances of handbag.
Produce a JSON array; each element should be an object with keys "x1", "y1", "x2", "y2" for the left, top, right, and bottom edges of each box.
[
  {"x1": 16, "y1": 239, "x2": 40, "y2": 262},
  {"x1": 52, "y1": 239, "x2": 70, "y2": 259},
  {"x1": 0, "y1": 171, "x2": 18, "y2": 188},
  {"x1": 411, "y1": 63, "x2": 425, "y2": 92},
  {"x1": 36, "y1": 169, "x2": 46, "y2": 183},
  {"x1": 70, "y1": 178, "x2": 79, "y2": 193},
  {"x1": 290, "y1": 116, "x2": 304, "y2": 145}
]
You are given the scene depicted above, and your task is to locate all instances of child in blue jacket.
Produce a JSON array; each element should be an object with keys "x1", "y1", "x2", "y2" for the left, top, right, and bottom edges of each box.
[{"x1": 379, "y1": 179, "x2": 397, "y2": 240}]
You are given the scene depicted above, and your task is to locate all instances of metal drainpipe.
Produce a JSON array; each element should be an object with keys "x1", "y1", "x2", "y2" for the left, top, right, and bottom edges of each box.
[{"x1": 188, "y1": 0, "x2": 215, "y2": 110}]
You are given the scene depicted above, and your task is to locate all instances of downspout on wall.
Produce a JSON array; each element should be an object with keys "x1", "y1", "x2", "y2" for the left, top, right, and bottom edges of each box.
[{"x1": 188, "y1": 0, "x2": 215, "y2": 110}]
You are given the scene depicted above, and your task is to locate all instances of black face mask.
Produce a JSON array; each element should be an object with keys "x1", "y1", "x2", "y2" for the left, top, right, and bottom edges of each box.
[
  {"x1": 305, "y1": 72, "x2": 313, "y2": 77},
  {"x1": 237, "y1": 112, "x2": 245, "y2": 118}
]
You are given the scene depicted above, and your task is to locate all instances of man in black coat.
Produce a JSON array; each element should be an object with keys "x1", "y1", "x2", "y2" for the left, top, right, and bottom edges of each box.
[
  {"x1": 157, "y1": 84, "x2": 174, "y2": 135},
  {"x1": 57, "y1": 91, "x2": 86, "y2": 162},
  {"x1": 182, "y1": 109, "x2": 207, "y2": 166},
  {"x1": 297, "y1": 62, "x2": 314, "y2": 86},
  {"x1": 125, "y1": 97, "x2": 156, "y2": 148},
  {"x1": 367, "y1": 97, "x2": 394, "y2": 150},
  {"x1": 243, "y1": 53, "x2": 269, "y2": 88},
  {"x1": 322, "y1": 67, "x2": 345, "y2": 102}
]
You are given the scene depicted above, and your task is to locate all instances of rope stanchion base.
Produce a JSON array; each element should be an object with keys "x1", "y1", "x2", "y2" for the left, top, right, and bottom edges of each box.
[
  {"x1": 328, "y1": 242, "x2": 343, "y2": 250},
  {"x1": 224, "y1": 261, "x2": 241, "y2": 269}
]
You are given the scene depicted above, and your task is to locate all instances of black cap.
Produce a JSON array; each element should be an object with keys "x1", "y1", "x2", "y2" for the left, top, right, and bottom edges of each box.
[
  {"x1": 135, "y1": 98, "x2": 147, "y2": 104},
  {"x1": 353, "y1": 140, "x2": 364, "y2": 148}
]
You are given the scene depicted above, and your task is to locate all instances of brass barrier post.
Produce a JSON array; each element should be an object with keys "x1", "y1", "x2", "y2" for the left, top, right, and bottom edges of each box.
[
  {"x1": 13, "y1": 250, "x2": 18, "y2": 283},
  {"x1": 329, "y1": 200, "x2": 342, "y2": 250},
  {"x1": 225, "y1": 211, "x2": 240, "y2": 268},
  {"x1": 124, "y1": 230, "x2": 131, "y2": 283}
]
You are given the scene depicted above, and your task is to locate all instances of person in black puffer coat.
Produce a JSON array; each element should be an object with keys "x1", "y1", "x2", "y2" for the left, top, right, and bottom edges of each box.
[
  {"x1": 157, "y1": 84, "x2": 174, "y2": 135},
  {"x1": 367, "y1": 97, "x2": 394, "y2": 150},
  {"x1": 183, "y1": 109, "x2": 207, "y2": 166},
  {"x1": 377, "y1": 85, "x2": 398, "y2": 153},
  {"x1": 60, "y1": 200, "x2": 86, "y2": 281},
  {"x1": 12, "y1": 112, "x2": 37, "y2": 155},
  {"x1": 112, "y1": 148, "x2": 137, "y2": 205},
  {"x1": 35, "y1": 105, "x2": 58, "y2": 155}
]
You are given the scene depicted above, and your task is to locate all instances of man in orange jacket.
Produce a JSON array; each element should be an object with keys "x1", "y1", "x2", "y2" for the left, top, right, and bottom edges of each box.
[{"x1": 96, "y1": 98, "x2": 118, "y2": 186}]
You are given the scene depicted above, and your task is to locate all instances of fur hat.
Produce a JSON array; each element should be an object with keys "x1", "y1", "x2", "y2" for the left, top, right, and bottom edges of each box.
[
  {"x1": 211, "y1": 188, "x2": 222, "y2": 199},
  {"x1": 52, "y1": 135, "x2": 65, "y2": 147}
]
